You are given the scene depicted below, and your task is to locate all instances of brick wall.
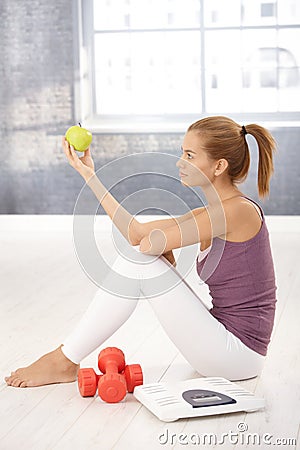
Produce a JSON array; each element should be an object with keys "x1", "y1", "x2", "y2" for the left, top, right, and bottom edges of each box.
[{"x1": 0, "y1": 0, "x2": 299, "y2": 214}]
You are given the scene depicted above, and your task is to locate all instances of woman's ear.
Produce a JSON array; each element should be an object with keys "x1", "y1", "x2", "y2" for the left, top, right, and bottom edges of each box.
[{"x1": 214, "y1": 159, "x2": 228, "y2": 176}]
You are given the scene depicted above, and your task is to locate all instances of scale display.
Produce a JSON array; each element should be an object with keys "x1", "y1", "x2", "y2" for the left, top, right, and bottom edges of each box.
[
  {"x1": 182, "y1": 389, "x2": 236, "y2": 407},
  {"x1": 133, "y1": 377, "x2": 264, "y2": 422}
]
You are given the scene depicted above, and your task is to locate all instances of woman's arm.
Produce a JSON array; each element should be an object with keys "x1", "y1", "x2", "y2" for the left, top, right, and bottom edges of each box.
[
  {"x1": 85, "y1": 177, "x2": 205, "y2": 247},
  {"x1": 137, "y1": 206, "x2": 205, "y2": 236},
  {"x1": 139, "y1": 204, "x2": 227, "y2": 255},
  {"x1": 63, "y1": 138, "x2": 143, "y2": 245},
  {"x1": 83, "y1": 173, "x2": 144, "y2": 245},
  {"x1": 63, "y1": 137, "x2": 205, "y2": 248}
]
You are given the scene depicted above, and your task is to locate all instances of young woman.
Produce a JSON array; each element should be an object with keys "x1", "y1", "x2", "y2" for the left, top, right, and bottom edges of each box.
[{"x1": 5, "y1": 116, "x2": 277, "y2": 387}]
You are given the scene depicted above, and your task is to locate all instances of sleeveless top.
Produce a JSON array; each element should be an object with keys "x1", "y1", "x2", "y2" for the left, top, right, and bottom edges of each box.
[{"x1": 196, "y1": 197, "x2": 277, "y2": 356}]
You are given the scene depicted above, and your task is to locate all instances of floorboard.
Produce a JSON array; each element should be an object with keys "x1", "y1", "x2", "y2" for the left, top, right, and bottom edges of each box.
[{"x1": 0, "y1": 215, "x2": 299, "y2": 450}]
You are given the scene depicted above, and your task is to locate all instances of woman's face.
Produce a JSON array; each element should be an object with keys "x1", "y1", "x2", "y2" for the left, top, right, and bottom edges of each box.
[{"x1": 176, "y1": 131, "x2": 217, "y2": 187}]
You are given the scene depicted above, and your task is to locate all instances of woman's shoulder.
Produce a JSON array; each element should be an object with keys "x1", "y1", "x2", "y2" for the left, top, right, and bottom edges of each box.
[{"x1": 222, "y1": 195, "x2": 263, "y2": 242}]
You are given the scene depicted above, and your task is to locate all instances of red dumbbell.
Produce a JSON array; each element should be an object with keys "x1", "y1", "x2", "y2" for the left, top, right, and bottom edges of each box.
[
  {"x1": 77, "y1": 347, "x2": 143, "y2": 403},
  {"x1": 97, "y1": 347, "x2": 127, "y2": 403},
  {"x1": 78, "y1": 347, "x2": 126, "y2": 401},
  {"x1": 123, "y1": 363, "x2": 144, "y2": 393},
  {"x1": 78, "y1": 368, "x2": 102, "y2": 397}
]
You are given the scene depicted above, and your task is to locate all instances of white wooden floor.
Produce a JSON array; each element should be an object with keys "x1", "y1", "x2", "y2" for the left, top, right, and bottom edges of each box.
[{"x1": 0, "y1": 215, "x2": 299, "y2": 450}]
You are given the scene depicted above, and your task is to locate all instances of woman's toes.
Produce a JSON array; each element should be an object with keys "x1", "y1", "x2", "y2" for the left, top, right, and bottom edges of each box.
[
  {"x1": 5, "y1": 376, "x2": 13, "y2": 385},
  {"x1": 5, "y1": 372, "x2": 15, "y2": 382},
  {"x1": 5, "y1": 373, "x2": 28, "y2": 387},
  {"x1": 11, "y1": 378, "x2": 22, "y2": 387}
]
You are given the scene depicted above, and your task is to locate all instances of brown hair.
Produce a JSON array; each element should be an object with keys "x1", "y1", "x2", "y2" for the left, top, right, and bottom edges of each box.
[{"x1": 188, "y1": 116, "x2": 276, "y2": 198}]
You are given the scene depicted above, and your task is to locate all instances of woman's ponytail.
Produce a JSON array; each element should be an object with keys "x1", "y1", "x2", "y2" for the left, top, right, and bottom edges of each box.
[{"x1": 244, "y1": 124, "x2": 276, "y2": 198}]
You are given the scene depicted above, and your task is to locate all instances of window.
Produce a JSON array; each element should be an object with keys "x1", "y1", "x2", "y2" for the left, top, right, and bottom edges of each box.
[{"x1": 75, "y1": 0, "x2": 300, "y2": 132}]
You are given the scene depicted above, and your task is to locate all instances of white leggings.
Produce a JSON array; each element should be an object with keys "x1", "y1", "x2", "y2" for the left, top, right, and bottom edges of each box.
[{"x1": 62, "y1": 244, "x2": 265, "y2": 381}]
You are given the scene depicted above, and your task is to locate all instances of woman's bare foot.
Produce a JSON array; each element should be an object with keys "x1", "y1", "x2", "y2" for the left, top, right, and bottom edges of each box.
[{"x1": 4, "y1": 346, "x2": 79, "y2": 388}]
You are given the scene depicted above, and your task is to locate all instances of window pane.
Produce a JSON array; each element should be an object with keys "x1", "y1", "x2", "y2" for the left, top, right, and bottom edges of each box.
[
  {"x1": 278, "y1": 0, "x2": 300, "y2": 25},
  {"x1": 205, "y1": 31, "x2": 243, "y2": 112},
  {"x1": 94, "y1": 31, "x2": 201, "y2": 115},
  {"x1": 204, "y1": 29, "x2": 296, "y2": 113},
  {"x1": 204, "y1": 0, "x2": 242, "y2": 27},
  {"x1": 93, "y1": 0, "x2": 201, "y2": 30},
  {"x1": 240, "y1": 29, "x2": 278, "y2": 112},
  {"x1": 277, "y1": 29, "x2": 300, "y2": 111},
  {"x1": 242, "y1": 0, "x2": 277, "y2": 26}
]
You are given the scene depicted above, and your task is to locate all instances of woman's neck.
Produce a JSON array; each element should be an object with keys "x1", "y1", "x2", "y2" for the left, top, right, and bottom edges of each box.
[{"x1": 203, "y1": 181, "x2": 242, "y2": 206}]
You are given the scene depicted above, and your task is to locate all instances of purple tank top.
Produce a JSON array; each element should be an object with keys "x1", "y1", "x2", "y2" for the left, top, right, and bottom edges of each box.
[{"x1": 196, "y1": 198, "x2": 277, "y2": 356}]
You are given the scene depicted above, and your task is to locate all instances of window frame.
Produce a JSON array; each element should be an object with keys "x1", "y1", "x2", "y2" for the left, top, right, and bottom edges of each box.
[{"x1": 73, "y1": 0, "x2": 300, "y2": 133}]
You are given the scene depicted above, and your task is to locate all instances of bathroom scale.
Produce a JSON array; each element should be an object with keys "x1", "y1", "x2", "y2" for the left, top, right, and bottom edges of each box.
[{"x1": 133, "y1": 377, "x2": 264, "y2": 422}]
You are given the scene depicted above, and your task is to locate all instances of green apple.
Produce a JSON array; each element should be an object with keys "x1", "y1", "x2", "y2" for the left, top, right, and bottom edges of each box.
[{"x1": 65, "y1": 124, "x2": 92, "y2": 152}]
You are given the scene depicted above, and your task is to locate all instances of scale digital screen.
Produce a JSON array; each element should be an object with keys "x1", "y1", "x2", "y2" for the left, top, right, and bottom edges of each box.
[
  {"x1": 191, "y1": 394, "x2": 222, "y2": 403},
  {"x1": 182, "y1": 389, "x2": 236, "y2": 408}
]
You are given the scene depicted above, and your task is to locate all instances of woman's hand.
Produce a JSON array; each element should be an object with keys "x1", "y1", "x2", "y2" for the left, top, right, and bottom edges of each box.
[{"x1": 62, "y1": 137, "x2": 95, "y2": 180}]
